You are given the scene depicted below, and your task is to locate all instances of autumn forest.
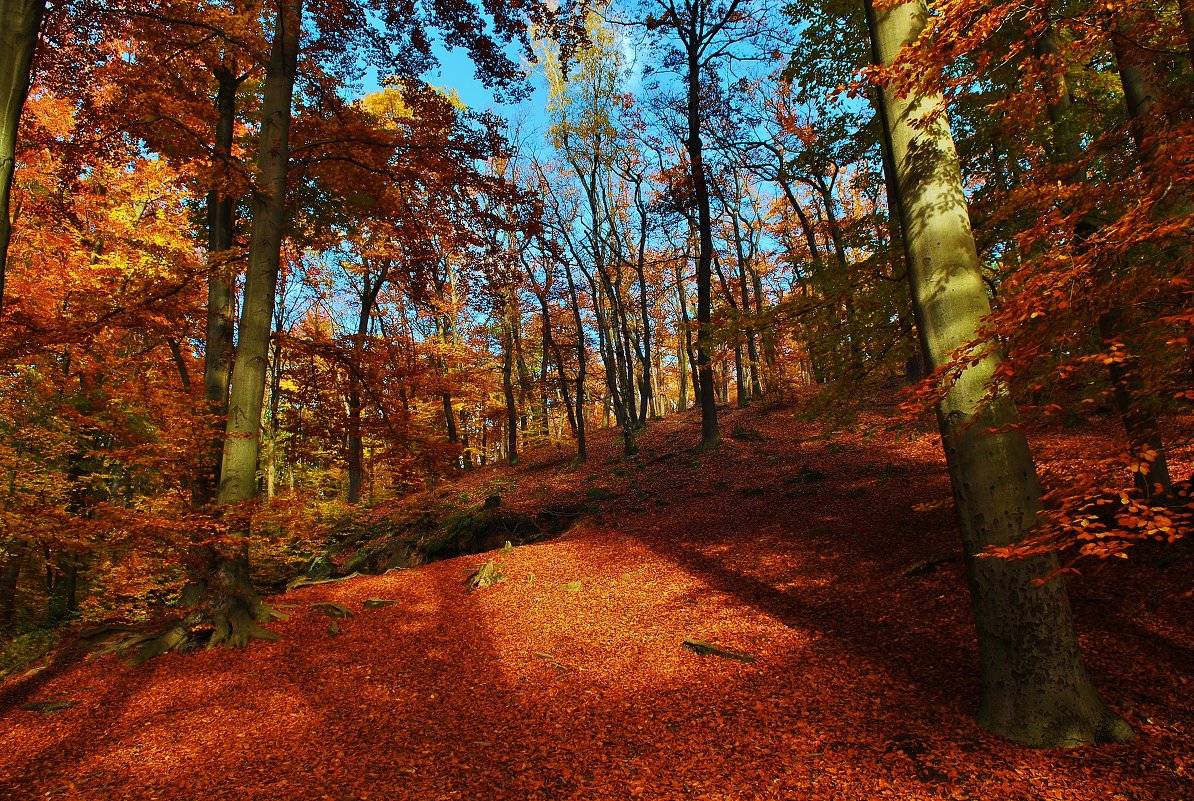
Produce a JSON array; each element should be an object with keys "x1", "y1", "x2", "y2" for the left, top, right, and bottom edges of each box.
[{"x1": 0, "y1": 0, "x2": 1192, "y2": 798}]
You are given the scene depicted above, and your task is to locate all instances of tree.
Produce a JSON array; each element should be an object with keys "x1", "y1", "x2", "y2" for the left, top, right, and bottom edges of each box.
[
  {"x1": 0, "y1": 0, "x2": 47, "y2": 313},
  {"x1": 645, "y1": 0, "x2": 767, "y2": 448},
  {"x1": 865, "y1": 0, "x2": 1133, "y2": 747},
  {"x1": 199, "y1": 0, "x2": 304, "y2": 649}
]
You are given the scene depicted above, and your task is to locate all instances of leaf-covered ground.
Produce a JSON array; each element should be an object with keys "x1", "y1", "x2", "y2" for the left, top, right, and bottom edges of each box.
[{"x1": 1, "y1": 402, "x2": 1191, "y2": 800}]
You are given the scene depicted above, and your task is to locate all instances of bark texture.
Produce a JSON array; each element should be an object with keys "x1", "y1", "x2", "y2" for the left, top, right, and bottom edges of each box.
[
  {"x1": 687, "y1": 48, "x2": 721, "y2": 449},
  {"x1": 866, "y1": 0, "x2": 1132, "y2": 748},
  {"x1": 0, "y1": 0, "x2": 46, "y2": 313},
  {"x1": 198, "y1": 66, "x2": 241, "y2": 505},
  {"x1": 210, "y1": 0, "x2": 302, "y2": 647}
]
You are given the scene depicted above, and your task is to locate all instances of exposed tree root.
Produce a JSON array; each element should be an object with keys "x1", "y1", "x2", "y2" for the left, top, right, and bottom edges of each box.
[
  {"x1": 126, "y1": 552, "x2": 286, "y2": 664},
  {"x1": 981, "y1": 702, "x2": 1136, "y2": 748}
]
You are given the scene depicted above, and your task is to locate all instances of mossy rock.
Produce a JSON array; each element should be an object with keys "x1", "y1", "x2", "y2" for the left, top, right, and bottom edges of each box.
[
  {"x1": 730, "y1": 424, "x2": 766, "y2": 442},
  {"x1": 305, "y1": 556, "x2": 334, "y2": 581},
  {"x1": 425, "y1": 506, "x2": 543, "y2": 561},
  {"x1": 791, "y1": 465, "x2": 827, "y2": 483},
  {"x1": 536, "y1": 502, "x2": 592, "y2": 535},
  {"x1": 341, "y1": 537, "x2": 423, "y2": 575}
]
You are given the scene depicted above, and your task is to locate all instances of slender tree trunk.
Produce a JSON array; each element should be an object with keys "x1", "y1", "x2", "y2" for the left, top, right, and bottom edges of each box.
[
  {"x1": 0, "y1": 0, "x2": 45, "y2": 314},
  {"x1": 347, "y1": 269, "x2": 383, "y2": 504},
  {"x1": 739, "y1": 259, "x2": 762, "y2": 400},
  {"x1": 209, "y1": 0, "x2": 302, "y2": 649},
  {"x1": 587, "y1": 272, "x2": 625, "y2": 426},
  {"x1": 0, "y1": 538, "x2": 25, "y2": 628},
  {"x1": 687, "y1": 50, "x2": 720, "y2": 448},
  {"x1": 460, "y1": 410, "x2": 473, "y2": 469},
  {"x1": 480, "y1": 418, "x2": 488, "y2": 466},
  {"x1": 539, "y1": 328, "x2": 551, "y2": 437},
  {"x1": 867, "y1": 0, "x2": 1132, "y2": 747},
  {"x1": 632, "y1": 178, "x2": 654, "y2": 425},
  {"x1": 535, "y1": 293, "x2": 576, "y2": 437},
  {"x1": 813, "y1": 174, "x2": 863, "y2": 375},
  {"x1": 678, "y1": 337, "x2": 689, "y2": 411},
  {"x1": 1037, "y1": 22, "x2": 1172, "y2": 495},
  {"x1": 1179, "y1": 0, "x2": 1194, "y2": 57},
  {"x1": 265, "y1": 333, "x2": 282, "y2": 500},
  {"x1": 502, "y1": 310, "x2": 519, "y2": 465},
  {"x1": 564, "y1": 259, "x2": 587, "y2": 460},
  {"x1": 198, "y1": 67, "x2": 241, "y2": 505},
  {"x1": 675, "y1": 245, "x2": 700, "y2": 404},
  {"x1": 346, "y1": 364, "x2": 364, "y2": 503},
  {"x1": 439, "y1": 308, "x2": 460, "y2": 449},
  {"x1": 734, "y1": 345, "x2": 746, "y2": 407},
  {"x1": 729, "y1": 201, "x2": 761, "y2": 403},
  {"x1": 513, "y1": 305, "x2": 535, "y2": 434}
]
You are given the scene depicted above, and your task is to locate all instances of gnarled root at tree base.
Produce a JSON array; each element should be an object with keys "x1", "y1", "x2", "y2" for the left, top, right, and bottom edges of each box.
[{"x1": 131, "y1": 549, "x2": 284, "y2": 665}]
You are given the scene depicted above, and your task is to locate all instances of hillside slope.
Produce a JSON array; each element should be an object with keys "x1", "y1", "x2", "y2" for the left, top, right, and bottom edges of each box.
[{"x1": 1, "y1": 402, "x2": 1191, "y2": 800}]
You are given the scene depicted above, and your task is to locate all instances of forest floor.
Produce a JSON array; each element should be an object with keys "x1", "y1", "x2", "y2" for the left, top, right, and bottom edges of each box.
[{"x1": 0, "y1": 398, "x2": 1192, "y2": 801}]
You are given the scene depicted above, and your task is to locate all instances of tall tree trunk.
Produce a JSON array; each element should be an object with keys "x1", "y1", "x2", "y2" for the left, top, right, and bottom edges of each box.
[
  {"x1": 867, "y1": 0, "x2": 1132, "y2": 747},
  {"x1": 728, "y1": 198, "x2": 761, "y2": 403},
  {"x1": 539, "y1": 328, "x2": 551, "y2": 437},
  {"x1": 209, "y1": 0, "x2": 301, "y2": 649},
  {"x1": 0, "y1": 0, "x2": 44, "y2": 314},
  {"x1": 460, "y1": 410, "x2": 473, "y2": 469},
  {"x1": 1179, "y1": 0, "x2": 1194, "y2": 57},
  {"x1": 675, "y1": 242, "x2": 700, "y2": 404},
  {"x1": 439, "y1": 298, "x2": 461, "y2": 451},
  {"x1": 265, "y1": 333, "x2": 282, "y2": 500},
  {"x1": 198, "y1": 66, "x2": 241, "y2": 505},
  {"x1": 502, "y1": 309, "x2": 519, "y2": 465},
  {"x1": 480, "y1": 417, "x2": 488, "y2": 465},
  {"x1": 678, "y1": 337, "x2": 689, "y2": 411},
  {"x1": 347, "y1": 268, "x2": 384, "y2": 504},
  {"x1": 1036, "y1": 22, "x2": 1172, "y2": 495},
  {"x1": 687, "y1": 50, "x2": 720, "y2": 448},
  {"x1": 0, "y1": 537, "x2": 25, "y2": 629},
  {"x1": 812, "y1": 174, "x2": 863, "y2": 375},
  {"x1": 535, "y1": 294, "x2": 576, "y2": 437},
  {"x1": 632, "y1": 177, "x2": 653, "y2": 425},
  {"x1": 564, "y1": 258, "x2": 587, "y2": 460}
]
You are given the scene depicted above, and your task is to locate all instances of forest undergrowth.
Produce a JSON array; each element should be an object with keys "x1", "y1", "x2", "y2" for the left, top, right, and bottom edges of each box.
[{"x1": 0, "y1": 400, "x2": 1190, "y2": 801}]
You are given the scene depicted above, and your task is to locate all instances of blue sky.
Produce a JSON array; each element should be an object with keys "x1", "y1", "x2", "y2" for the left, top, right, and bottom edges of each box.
[{"x1": 354, "y1": 38, "x2": 554, "y2": 144}]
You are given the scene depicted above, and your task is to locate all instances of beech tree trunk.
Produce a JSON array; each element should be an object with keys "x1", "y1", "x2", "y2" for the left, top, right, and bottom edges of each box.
[
  {"x1": 0, "y1": 537, "x2": 25, "y2": 628},
  {"x1": 866, "y1": 0, "x2": 1132, "y2": 748},
  {"x1": 0, "y1": 0, "x2": 45, "y2": 314},
  {"x1": 209, "y1": 0, "x2": 302, "y2": 648},
  {"x1": 198, "y1": 66, "x2": 240, "y2": 505},
  {"x1": 1034, "y1": 22, "x2": 1172, "y2": 495},
  {"x1": 502, "y1": 302, "x2": 519, "y2": 465},
  {"x1": 347, "y1": 266, "x2": 384, "y2": 504},
  {"x1": 1104, "y1": 21, "x2": 1173, "y2": 494},
  {"x1": 564, "y1": 255, "x2": 588, "y2": 460},
  {"x1": 1181, "y1": 0, "x2": 1194, "y2": 57},
  {"x1": 687, "y1": 49, "x2": 721, "y2": 448},
  {"x1": 631, "y1": 175, "x2": 653, "y2": 425}
]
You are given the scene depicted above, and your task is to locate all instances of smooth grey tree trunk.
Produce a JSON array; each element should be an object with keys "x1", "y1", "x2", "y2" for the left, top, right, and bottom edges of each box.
[
  {"x1": 866, "y1": 0, "x2": 1133, "y2": 747},
  {"x1": 198, "y1": 67, "x2": 241, "y2": 505},
  {"x1": 0, "y1": 0, "x2": 45, "y2": 314},
  {"x1": 563, "y1": 255, "x2": 588, "y2": 460},
  {"x1": 210, "y1": 0, "x2": 302, "y2": 648}
]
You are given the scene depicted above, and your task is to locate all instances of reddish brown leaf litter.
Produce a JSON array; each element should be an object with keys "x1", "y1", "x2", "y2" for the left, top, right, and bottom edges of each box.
[{"x1": 1, "y1": 403, "x2": 1191, "y2": 800}]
